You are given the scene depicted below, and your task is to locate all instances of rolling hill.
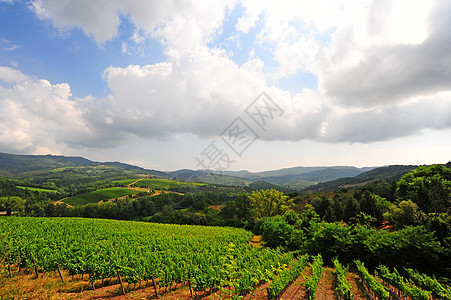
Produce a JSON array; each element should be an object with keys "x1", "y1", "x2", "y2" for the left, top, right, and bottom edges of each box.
[
  {"x1": 304, "y1": 165, "x2": 418, "y2": 192},
  {"x1": 0, "y1": 152, "x2": 169, "y2": 190},
  {"x1": 0, "y1": 152, "x2": 422, "y2": 194}
]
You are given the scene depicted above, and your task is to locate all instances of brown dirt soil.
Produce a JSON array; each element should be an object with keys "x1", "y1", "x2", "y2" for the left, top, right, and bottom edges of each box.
[
  {"x1": 242, "y1": 281, "x2": 270, "y2": 300},
  {"x1": 277, "y1": 265, "x2": 310, "y2": 300},
  {"x1": 53, "y1": 200, "x2": 74, "y2": 207},
  {"x1": 249, "y1": 235, "x2": 262, "y2": 247},
  {"x1": 208, "y1": 205, "x2": 223, "y2": 211},
  {"x1": 125, "y1": 179, "x2": 143, "y2": 188},
  {"x1": 314, "y1": 267, "x2": 337, "y2": 300},
  {"x1": 346, "y1": 269, "x2": 372, "y2": 300}
]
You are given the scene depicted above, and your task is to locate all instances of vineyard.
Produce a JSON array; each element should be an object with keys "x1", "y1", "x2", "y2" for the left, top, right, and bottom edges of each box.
[{"x1": 0, "y1": 217, "x2": 450, "y2": 299}]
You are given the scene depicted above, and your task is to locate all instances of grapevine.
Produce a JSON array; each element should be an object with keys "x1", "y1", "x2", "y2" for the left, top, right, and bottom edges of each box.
[
  {"x1": 268, "y1": 254, "x2": 309, "y2": 299},
  {"x1": 0, "y1": 217, "x2": 290, "y2": 298},
  {"x1": 377, "y1": 265, "x2": 430, "y2": 300},
  {"x1": 303, "y1": 254, "x2": 323, "y2": 300},
  {"x1": 405, "y1": 267, "x2": 451, "y2": 300},
  {"x1": 332, "y1": 258, "x2": 353, "y2": 300},
  {"x1": 354, "y1": 260, "x2": 389, "y2": 300}
]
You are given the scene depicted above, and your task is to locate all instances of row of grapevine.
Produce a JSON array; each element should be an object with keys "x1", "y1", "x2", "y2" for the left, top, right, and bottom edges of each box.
[
  {"x1": 0, "y1": 217, "x2": 293, "y2": 298},
  {"x1": 377, "y1": 265, "x2": 431, "y2": 300},
  {"x1": 405, "y1": 268, "x2": 451, "y2": 300},
  {"x1": 332, "y1": 258, "x2": 353, "y2": 300},
  {"x1": 303, "y1": 254, "x2": 323, "y2": 300},
  {"x1": 268, "y1": 254, "x2": 309, "y2": 299},
  {"x1": 354, "y1": 260, "x2": 389, "y2": 300}
]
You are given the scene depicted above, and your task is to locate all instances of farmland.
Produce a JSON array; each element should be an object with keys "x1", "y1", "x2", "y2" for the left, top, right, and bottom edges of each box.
[
  {"x1": 114, "y1": 178, "x2": 205, "y2": 189},
  {"x1": 0, "y1": 217, "x2": 286, "y2": 299},
  {"x1": 62, "y1": 187, "x2": 139, "y2": 206},
  {"x1": 1, "y1": 217, "x2": 449, "y2": 299},
  {"x1": 16, "y1": 186, "x2": 59, "y2": 193}
]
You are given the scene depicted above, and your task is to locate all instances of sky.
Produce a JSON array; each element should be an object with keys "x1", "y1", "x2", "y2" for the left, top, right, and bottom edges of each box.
[{"x1": 0, "y1": 0, "x2": 450, "y2": 172}]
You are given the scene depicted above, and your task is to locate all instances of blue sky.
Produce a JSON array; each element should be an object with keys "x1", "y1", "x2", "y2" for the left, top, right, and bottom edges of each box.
[
  {"x1": 0, "y1": 0, "x2": 450, "y2": 171},
  {"x1": 0, "y1": 2, "x2": 167, "y2": 97}
]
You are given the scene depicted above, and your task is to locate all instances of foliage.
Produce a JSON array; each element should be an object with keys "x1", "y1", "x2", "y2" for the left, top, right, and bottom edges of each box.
[
  {"x1": 384, "y1": 200, "x2": 423, "y2": 229},
  {"x1": 0, "y1": 196, "x2": 25, "y2": 215},
  {"x1": 396, "y1": 164, "x2": 451, "y2": 213},
  {"x1": 260, "y1": 213, "x2": 304, "y2": 250},
  {"x1": 261, "y1": 210, "x2": 446, "y2": 276},
  {"x1": 426, "y1": 212, "x2": 451, "y2": 249},
  {"x1": 248, "y1": 189, "x2": 293, "y2": 219}
]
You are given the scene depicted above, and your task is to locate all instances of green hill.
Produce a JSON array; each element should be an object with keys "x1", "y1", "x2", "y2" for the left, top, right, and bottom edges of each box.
[
  {"x1": 0, "y1": 152, "x2": 92, "y2": 174},
  {"x1": 246, "y1": 180, "x2": 296, "y2": 194},
  {"x1": 0, "y1": 153, "x2": 169, "y2": 191},
  {"x1": 195, "y1": 174, "x2": 250, "y2": 186},
  {"x1": 284, "y1": 179, "x2": 317, "y2": 189},
  {"x1": 305, "y1": 165, "x2": 417, "y2": 192}
]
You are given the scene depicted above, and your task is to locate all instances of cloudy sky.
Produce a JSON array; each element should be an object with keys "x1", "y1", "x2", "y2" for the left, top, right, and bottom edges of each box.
[{"x1": 0, "y1": 0, "x2": 450, "y2": 171}]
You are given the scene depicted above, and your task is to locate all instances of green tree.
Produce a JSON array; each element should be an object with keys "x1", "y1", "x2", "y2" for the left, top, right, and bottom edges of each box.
[
  {"x1": 248, "y1": 189, "x2": 293, "y2": 219},
  {"x1": 0, "y1": 196, "x2": 25, "y2": 215},
  {"x1": 396, "y1": 164, "x2": 451, "y2": 213},
  {"x1": 384, "y1": 200, "x2": 423, "y2": 229}
]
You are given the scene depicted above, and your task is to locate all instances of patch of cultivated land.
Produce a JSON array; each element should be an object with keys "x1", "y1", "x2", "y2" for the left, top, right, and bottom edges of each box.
[
  {"x1": 113, "y1": 178, "x2": 204, "y2": 190},
  {"x1": 0, "y1": 218, "x2": 421, "y2": 300},
  {"x1": 16, "y1": 186, "x2": 59, "y2": 193},
  {"x1": 62, "y1": 187, "x2": 139, "y2": 206}
]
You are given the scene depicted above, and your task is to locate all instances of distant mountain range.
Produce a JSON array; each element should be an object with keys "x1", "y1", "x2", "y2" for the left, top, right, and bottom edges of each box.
[
  {"x1": 0, "y1": 152, "x2": 423, "y2": 192},
  {"x1": 167, "y1": 165, "x2": 376, "y2": 188}
]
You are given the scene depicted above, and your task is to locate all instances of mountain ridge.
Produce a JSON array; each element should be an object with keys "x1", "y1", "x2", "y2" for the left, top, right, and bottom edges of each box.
[{"x1": 0, "y1": 152, "x2": 422, "y2": 191}]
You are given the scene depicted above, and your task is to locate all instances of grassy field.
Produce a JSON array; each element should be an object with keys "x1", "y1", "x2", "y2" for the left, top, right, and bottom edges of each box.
[
  {"x1": 16, "y1": 186, "x2": 59, "y2": 193},
  {"x1": 114, "y1": 178, "x2": 205, "y2": 189},
  {"x1": 62, "y1": 187, "x2": 138, "y2": 206}
]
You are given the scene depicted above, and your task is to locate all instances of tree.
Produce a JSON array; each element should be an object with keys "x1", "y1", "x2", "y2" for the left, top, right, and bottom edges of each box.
[
  {"x1": 396, "y1": 164, "x2": 451, "y2": 213},
  {"x1": 311, "y1": 196, "x2": 335, "y2": 221},
  {"x1": 384, "y1": 200, "x2": 424, "y2": 229},
  {"x1": 260, "y1": 215, "x2": 304, "y2": 249},
  {"x1": 0, "y1": 196, "x2": 25, "y2": 215},
  {"x1": 248, "y1": 189, "x2": 293, "y2": 219}
]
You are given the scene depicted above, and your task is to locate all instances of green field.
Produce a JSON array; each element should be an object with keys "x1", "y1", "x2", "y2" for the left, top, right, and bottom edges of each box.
[
  {"x1": 16, "y1": 186, "x2": 59, "y2": 193},
  {"x1": 63, "y1": 187, "x2": 138, "y2": 206},
  {"x1": 115, "y1": 178, "x2": 205, "y2": 189}
]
